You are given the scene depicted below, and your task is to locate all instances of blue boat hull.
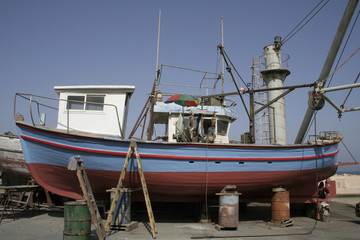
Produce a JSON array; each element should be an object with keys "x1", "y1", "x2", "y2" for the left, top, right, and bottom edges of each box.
[{"x1": 16, "y1": 122, "x2": 339, "y2": 203}]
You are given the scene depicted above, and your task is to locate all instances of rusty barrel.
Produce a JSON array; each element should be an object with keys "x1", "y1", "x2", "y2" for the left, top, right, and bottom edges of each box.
[
  {"x1": 216, "y1": 185, "x2": 241, "y2": 229},
  {"x1": 63, "y1": 201, "x2": 91, "y2": 240},
  {"x1": 218, "y1": 194, "x2": 239, "y2": 228},
  {"x1": 271, "y1": 187, "x2": 290, "y2": 222}
]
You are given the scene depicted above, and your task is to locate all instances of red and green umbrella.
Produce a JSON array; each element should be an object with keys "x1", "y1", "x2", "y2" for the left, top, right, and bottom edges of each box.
[{"x1": 165, "y1": 94, "x2": 198, "y2": 107}]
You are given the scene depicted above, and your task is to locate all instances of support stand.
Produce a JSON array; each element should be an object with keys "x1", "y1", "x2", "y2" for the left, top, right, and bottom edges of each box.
[
  {"x1": 105, "y1": 141, "x2": 157, "y2": 239},
  {"x1": 267, "y1": 187, "x2": 293, "y2": 228}
]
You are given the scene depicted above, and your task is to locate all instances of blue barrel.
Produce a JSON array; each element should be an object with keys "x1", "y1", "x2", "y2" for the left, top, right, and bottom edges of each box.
[
  {"x1": 112, "y1": 189, "x2": 131, "y2": 225},
  {"x1": 63, "y1": 201, "x2": 91, "y2": 240}
]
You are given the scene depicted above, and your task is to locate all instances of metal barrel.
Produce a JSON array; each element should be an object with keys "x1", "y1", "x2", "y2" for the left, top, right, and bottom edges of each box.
[
  {"x1": 111, "y1": 189, "x2": 131, "y2": 225},
  {"x1": 271, "y1": 187, "x2": 290, "y2": 222},
  {"x1": 218, "y1": 194, "x2": 239, "y2": 228},
  {"x1": 63, "y1": 201, "x2": 91, "y2": 240}
]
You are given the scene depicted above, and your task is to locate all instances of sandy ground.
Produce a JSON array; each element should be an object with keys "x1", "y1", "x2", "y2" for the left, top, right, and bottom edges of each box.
[
  {"x1": 0, "y1": 175, "x2": 359, "y2": 239},
  {"x1": 1, "y1": 200, "x2": 360, "y2": 240}
]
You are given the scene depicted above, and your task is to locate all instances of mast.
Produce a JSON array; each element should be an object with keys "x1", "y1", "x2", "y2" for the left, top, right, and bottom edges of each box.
[
  {"x1": 294, "y1": 0, "x2": 359, "y2": 144},
  {"x1": 146, "y1": 10, "x2": 162, "y2": 140}
]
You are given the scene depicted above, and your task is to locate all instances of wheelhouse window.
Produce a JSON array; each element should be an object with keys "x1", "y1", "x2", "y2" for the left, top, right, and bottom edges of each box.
[
  {"x1": 202, "y1": 118, "x2": 214, "y2": 134},
  {"x1": 86, "y1": 95, "x2": 104, "y2": 111},
  {"x1": 217, "y1": 120, "x2": 229, "y2": 136},
  {"x1": 67, "y1": 96, "x2": 85, "y2": 110},
  {"x1": 67, "y1": 95, "x2": 105, "y2": 111}
]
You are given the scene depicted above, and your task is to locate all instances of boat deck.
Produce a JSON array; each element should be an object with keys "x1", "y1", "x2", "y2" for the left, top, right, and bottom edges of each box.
[{"x1": 0, "y1": 197, "x2": 359, "y2": 239}]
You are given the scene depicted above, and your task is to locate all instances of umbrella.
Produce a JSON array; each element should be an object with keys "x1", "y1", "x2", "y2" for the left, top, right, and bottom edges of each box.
[{"x1": 165, "y1": 94, "x2": 198, "y2": 107}]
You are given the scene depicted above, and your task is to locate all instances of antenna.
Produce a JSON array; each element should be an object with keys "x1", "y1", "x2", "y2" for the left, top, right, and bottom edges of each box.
[
  {"x1": 221, "y1": 16, "x2": 225, "y2": 94},
  {"x1": 155, "y1": 10, "x2": 161, "y2": 82}
]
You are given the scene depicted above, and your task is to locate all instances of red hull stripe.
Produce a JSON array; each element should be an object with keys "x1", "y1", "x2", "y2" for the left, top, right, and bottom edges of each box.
[
  {"x1": 336, "y1": 162, "x2": 359, "y2": 166},
  {"x1": 17, "y1": 122, "x2": 338, "y2": 150},
  {"x1": 20, "y1": 134, "x2": 339, "y2": 161}
]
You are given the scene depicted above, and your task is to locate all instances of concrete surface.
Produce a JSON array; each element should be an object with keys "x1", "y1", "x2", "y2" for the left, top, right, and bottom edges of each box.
[{"x1": 0, "y1": 198, "x2": 360, "y2": 240}]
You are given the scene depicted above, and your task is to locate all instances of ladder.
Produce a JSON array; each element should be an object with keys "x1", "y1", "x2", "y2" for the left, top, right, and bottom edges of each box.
[
  {"x1": 105, "y1": 141, "x2": 157, "y2": 238},
  {"x1": 68, "y1": 156, "x2": 107, "y2": 240},
  {"x1": 252, "y1": 56, "x2": 270, "y2": 144}
]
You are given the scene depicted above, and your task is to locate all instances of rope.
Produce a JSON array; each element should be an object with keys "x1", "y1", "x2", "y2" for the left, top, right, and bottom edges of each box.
[
  {"x1": 309, "y1": 111, "x2": 319, "y2": 234},
  {"x1": 304, "y1": 115, "x2": 315, "y2": 142},
  {"x1": 327, "y1": 9, "x2": 360, "y2": 88},
  {"x1": 281, "y1": 0, "x2": 330, "y2": 45},
  {"x1": 204, "y1": 144, "x2": 209, "y2": 222},
  {"x1": 341, "y1": 140, "x2": 359, "y2": 163},
  {"x1": 192, "y1": 113, "x2": 325, "y2": 238}
]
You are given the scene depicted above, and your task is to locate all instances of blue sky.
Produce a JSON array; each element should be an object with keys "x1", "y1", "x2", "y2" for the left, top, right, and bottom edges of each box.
[{"x1": 1, "y1": 1, "x2": 359, "y2": 172}]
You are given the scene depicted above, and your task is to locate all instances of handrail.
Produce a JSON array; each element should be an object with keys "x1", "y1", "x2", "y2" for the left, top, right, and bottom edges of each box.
[
  {"x1": 158, "y1": 64, "x2": 220, "y2": 97},
  {"x1": 259, "y1": 53, "x2": 290, "y2": 70},
  {"x1": 29, "y1": 95, "x2": 35, "y2": 126},
  {"x1": 14, "y1": 93, "x2": 124, "y2": 138}
]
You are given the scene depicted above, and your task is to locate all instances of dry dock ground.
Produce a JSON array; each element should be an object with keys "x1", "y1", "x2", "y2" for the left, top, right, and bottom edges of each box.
[{"x1": 0, "y1": 197, "x2": 360, "y2": 240}]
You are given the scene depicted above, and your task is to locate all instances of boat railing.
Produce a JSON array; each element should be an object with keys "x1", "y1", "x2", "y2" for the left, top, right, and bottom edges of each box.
[
  {"x1": 14, "y1": 93, "x2": 124, "y2": 137},
  {"x1": 259, "y1": 53, "x2": 290, "y2": 70},
  {"x1": 307, "y1": 131, "x2": 343, "y2": 144},
  {"x1": 158, "y1": 64, "x2": 221, "y2": 97}
]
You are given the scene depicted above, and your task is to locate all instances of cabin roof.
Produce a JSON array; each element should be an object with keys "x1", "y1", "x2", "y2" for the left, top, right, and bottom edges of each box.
[
  {"x1": 54, "y1": 85, "x2": 135, "y2": 95},
  {"x1": 154, "y1": 102, "x2": 237, "y2": 120}
]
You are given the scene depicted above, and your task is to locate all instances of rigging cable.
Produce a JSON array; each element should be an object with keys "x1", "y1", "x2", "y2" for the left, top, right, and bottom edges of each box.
[
  {"x1": 341, "y1": 140, "x2": 359, "y2": 163},
  {"x1": 326, "y1": 8, "x2": 360, "y2": 88},
  {"x1": 281, "y1": 0, "x2": 330, "y2": 45},
  {"x1": 319, "y1": 46, "x2": 360, "y2": 85},
  {"x1": 341, "y1": 72, "x2": 360, "y2": 109},
  {"x1": 221, "y1": 48, "x2": 247, "y2": 87}
]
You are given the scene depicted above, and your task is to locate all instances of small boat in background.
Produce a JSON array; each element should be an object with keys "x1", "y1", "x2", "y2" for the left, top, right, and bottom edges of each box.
[{"x1": 0, "y1": 131, "x2": 30, "y2": 185}]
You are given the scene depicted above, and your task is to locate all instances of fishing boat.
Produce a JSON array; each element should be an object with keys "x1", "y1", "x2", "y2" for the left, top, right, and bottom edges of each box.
[
  {"x1": 13, "y1": 45, "x2": 340, "y2": 204},
  {"x1": 14, "y1": 2, "x2": 359, "y2": 203}
]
